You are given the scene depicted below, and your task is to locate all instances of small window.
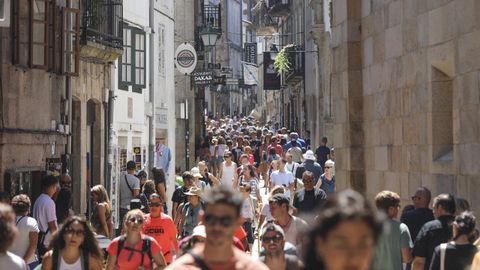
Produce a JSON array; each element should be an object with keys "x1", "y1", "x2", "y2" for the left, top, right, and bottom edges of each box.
[
  {"x1": 30, "y1": 0, "x2": 49, "y2": 69},
  {"x1": 12, "y1": 0, "x2": 30, "y2": 67},
  {"x1": 62, "y1": 8, "x2": 80, "y2": 76},
  {"x1": 119, "y1": 24, "x2": 146, "y2": 92}
]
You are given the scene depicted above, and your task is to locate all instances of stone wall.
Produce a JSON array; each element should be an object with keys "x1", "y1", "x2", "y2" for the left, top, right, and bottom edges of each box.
[{"x1": 332, "y1": 0, "x2": 480, "y2": 210}]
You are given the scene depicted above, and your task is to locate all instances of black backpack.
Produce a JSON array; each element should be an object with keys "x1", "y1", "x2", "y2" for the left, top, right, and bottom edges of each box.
[{"x1": 116, "y1": 235, "x2": 153, "y2": 267}]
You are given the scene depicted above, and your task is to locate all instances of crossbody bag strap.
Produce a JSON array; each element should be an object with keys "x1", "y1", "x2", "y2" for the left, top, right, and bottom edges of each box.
[
  {"x1": 124, "y1": 174, "x2": 134, "y2": 195},
  {"x1": 187, "y1": 250, "x2": 210, "y2": 270},
  {"x1": 440, "y1": 243, "x2": 447, "y2": 270},
  {"x1": 16, "y1": 215, "x2": 26, "y2": 226}
]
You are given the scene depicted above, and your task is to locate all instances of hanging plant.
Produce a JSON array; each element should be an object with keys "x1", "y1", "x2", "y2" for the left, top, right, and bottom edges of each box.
[{"x1": 274, "y1": 44, "x2": 294, "y2": 75}]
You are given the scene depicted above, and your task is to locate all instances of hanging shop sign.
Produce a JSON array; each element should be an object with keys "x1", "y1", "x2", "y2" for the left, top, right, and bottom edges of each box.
[
  {"x1": 244, "y1": 43, "x2": 257, "y2": 64},
  {"x1": 175, "y1": 42, "x2": 197, "y2": 75},
  {"x1": 192, "y1": 70, "x2": 214, "y2": 85}
]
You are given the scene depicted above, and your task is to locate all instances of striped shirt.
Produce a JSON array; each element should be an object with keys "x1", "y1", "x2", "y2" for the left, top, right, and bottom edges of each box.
[{"x1": 241, "y1": 177, "x2": 259, "y2": 198}]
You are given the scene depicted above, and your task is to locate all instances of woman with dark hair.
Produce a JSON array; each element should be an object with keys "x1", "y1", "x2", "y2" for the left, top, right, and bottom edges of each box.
[
  {"x1": 429, "y1": 212, "x2": 478, "y2": 270},
  {"x1": 41, "y1": 215, "x2": 103, "y2": 270},
  {"x1": 303, "y1": 189, "x2": 383, "y2": 270},
  {"x1": 152, "y1": 168, "x2": 167, "y2": 213},
  {"x1": 0, "y1": 203, "x2": 28, "y2": 269},
  {"x1": 139, "y1": 180, "x2": 157, "y2": 213},
  {"x1": 239, "y1": 165, "x2": 261, "y2": 202}
]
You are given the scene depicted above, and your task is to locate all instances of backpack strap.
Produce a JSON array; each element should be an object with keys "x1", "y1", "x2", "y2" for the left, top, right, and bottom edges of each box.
[
  {"x1": 115, "y1": 235, "x2": 127, "y2": 266},
  {"x1": 440, "y1": 243, "x2": 447, "y2": 270},
  {"x1": 80, "y1": 250, "x2": 89, "y2": 270},
  {"x1": 124, "y1": 174, "x2": 134, "y2": 195},
  {"x1": 140, "y1": 236, "x2": 153, "y2": 267},
  {"x1": 16, "y1": 215, "x2": 26, "y2": 226},
  {"x1": 187, "y1": 250, "x2": 210, "y2": 270},
  {"x1": 52, "y1": 249, "x2": 59, "y2": 270}
]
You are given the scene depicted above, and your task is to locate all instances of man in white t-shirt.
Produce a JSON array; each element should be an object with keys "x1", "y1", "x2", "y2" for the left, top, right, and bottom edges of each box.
[
  {"x1": 33, "y1": 175, "x2": 59, "y2": 259},
  {"x1": 269, "y1": 159, "x2": 294, "y2": 198}
]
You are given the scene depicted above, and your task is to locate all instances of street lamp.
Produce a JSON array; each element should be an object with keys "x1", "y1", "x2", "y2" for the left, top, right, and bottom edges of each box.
[
  {"x1": 200, "y1": 26, "x2": 221, "y2": 47},
  {"x1": 199, "y1": 26, "x2": 220, "y2": 136}
]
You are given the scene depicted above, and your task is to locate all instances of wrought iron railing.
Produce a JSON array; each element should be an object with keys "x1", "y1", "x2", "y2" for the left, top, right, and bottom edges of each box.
[
  {"x1": 267, "y1": 0, "x2": 290, "y2": 17},
  {"x1": 285, "y1": 45, "x2": 305, "y2": 81},
  {"x1": 252, "y1": 1, "x2": 278, "y2": 31},
  {"x1": 203, "y1": 4, "x2": 221, "y2": 29},
  {"x1": 81, "y1": 0, "x2": 123, "y2": 49}
]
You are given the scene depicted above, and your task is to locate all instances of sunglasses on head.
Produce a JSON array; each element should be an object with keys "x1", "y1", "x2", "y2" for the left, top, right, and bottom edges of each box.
[
  {"x1": 262, "y1": 234, "x2": 283, "y2": 243},
  {"x1": 149, "y1": 202, "x2": 162, "y2": 207},
  {"x1": 204, "y1": 214, "x2": 235, "y2": 227},
  {"x1": 65, "y1": 227, "x2": 85, "y2": 237},
  {"x1": 128, "y1": 217, "x2": 144, "y2": 224}
]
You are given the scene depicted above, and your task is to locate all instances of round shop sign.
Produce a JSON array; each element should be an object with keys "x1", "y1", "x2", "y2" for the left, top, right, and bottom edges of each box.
[{"x1": 175, "y1": 42, "x2": 197, "y2": 75}]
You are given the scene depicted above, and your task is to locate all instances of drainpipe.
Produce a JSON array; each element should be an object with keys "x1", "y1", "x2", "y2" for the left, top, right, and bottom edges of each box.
[{"x1": 148, "y1": 0, "x2": 155, "y2": 172}]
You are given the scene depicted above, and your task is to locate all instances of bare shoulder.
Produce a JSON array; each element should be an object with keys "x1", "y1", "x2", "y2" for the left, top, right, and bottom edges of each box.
[
  {"x1": 165, "y1": 253, "x2": 198, "y2": 270},
  {"x1": 233, "y1": 249, "x2": 270, "y2": 270}
]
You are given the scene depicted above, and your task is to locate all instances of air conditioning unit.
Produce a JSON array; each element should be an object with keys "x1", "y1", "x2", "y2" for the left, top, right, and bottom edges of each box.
[{"x1": 0, "y1": 0, "x2": 11, "y2": 27}]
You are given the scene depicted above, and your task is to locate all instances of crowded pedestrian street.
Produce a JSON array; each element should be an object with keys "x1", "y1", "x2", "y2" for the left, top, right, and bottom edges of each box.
[{"x1": 1, "y1": 0, "x2": 480, "y2": 270}]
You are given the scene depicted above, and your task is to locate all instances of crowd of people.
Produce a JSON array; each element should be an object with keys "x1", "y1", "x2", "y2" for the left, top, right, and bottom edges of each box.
[{"x1": 0, "y1": 115, "x2": 479, "y2": 270}]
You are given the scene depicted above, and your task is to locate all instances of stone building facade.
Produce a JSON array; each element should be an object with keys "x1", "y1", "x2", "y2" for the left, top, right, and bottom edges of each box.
[
  {"x1": 0, "y1": 0, "x2": 122, "y2": 214},
  {"x1": 331, "y1": 0, "x2": 480, "y2": 209}
]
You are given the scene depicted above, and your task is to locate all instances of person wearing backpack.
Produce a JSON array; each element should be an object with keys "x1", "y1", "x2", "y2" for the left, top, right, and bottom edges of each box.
[
  {"x1": 41, "y1": 216, "x2": 103, "y2": 270},
  {"x1": 106, "y1": 209, "x2": 166, "y2": 270}
]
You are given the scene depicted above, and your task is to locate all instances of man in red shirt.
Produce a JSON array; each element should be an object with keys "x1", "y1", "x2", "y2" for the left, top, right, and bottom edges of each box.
[{"x1": 143, "y1": 193, "x2": 178, "y2": 264}]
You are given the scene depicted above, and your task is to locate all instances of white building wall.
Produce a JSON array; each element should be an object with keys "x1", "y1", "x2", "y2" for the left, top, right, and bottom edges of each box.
[
  {"x1": 154, "y1": 0, "x2": 176, "y2": 213},
  {"x1": 112, "y1": 2, "x2": 151, "y2": 169}
]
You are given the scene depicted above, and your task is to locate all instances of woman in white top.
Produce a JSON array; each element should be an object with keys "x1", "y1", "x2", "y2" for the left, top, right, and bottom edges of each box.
[
  {"x1": 41, "y1": 216, "x2": 104, "y2": 270},
  {"x1": 218, "y1": 151, "x2": 237, "y2": 188},
  {"x1": 9, "y1": 194, "x2": 39, "y2": 269}
]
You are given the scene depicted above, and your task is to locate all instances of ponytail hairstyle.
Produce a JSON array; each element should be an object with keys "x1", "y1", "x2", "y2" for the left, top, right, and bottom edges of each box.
[{"x1": 453, "y1": 211, "x2": 476, "y2": 242}]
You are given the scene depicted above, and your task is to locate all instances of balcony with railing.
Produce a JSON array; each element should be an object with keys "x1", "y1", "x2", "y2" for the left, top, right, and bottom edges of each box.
[
  {"x1": 285, "y1": 45, "x2": 304, "y2": 84},
  {"x1": 267, "y1": 0, "x2": 290, "y2": 17},
  {"x1": 203, "y1": 4, "x2": 221, "y2": 30},
  {"x1": 252, "y1": 2, "x2": 278, "y2": 35},
  {"x1": 80, "y1": 0, "x2": 123, "y2": 63}
]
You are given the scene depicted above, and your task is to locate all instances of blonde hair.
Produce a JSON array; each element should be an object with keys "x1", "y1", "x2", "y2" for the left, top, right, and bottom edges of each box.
[
  {"x1": 124, "y1": 209, "x2": 144, "y2": 225},
  {"x1": 198, "y1": 161, "x2": 207, "y2": 168},
  {"x1": 91, "y1": 185, "x2": 111, "y2": 206}
]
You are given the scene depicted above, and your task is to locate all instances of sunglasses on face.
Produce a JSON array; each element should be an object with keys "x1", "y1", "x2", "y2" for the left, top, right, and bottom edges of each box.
[
  {"x1": 325, "y1": 167, "x2": 332, "y2": 169},
  {"x1": 263, "y1": 234, "x2": 283, "y2": 243},
  {"x1": 204, "y1": 214, "x2": 235, "y2": 227},
  {"x1": 149, "y1": 202, "x2": 162, "y2": 207},
  {"x1": 128, "y1": 217, "x2": 144, "y2": 224},
  {"x1": 65, "y1": 227, "x2": 85, "y2": 237}
]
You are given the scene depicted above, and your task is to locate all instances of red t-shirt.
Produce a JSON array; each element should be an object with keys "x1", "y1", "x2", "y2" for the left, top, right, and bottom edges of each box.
[
  {"x1": 107, "y1": 234, "x2": 162, "y2": 269},
  {"x1": 143, "y1": 213, "x2": 177, "y2": 263}
]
